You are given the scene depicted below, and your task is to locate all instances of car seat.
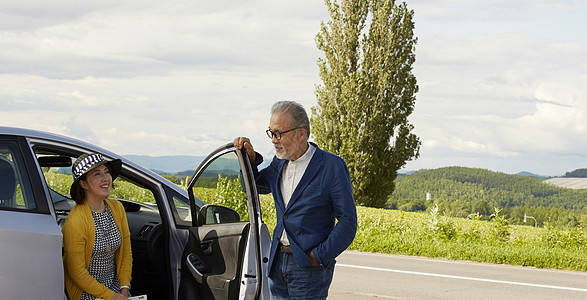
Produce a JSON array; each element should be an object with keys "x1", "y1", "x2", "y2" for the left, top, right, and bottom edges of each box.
[{"x1": 0, "y1": 157, "x2": 16, "y2": 207}]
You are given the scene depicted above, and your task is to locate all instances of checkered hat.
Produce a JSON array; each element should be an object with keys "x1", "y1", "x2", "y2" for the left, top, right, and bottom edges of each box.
[{"x1": 70, "y1": 153, "x2": 122, "y2": 200}]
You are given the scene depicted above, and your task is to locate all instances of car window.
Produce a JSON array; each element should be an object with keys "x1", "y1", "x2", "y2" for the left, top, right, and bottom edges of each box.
[
  {"x1": 35, "y1": 151, "x2": 156, "y2": 205},
  {"x1": 191, "y1": 151, "x2": 249, "y2": 222},
  {"x1": 165, "y1": 186, "x2": 193, "y2": 228},
  {"x1": 109, "y1": 176, "x2": 156, "y2": 204},
  {"x1": 37, "y1": 155, "x2": 74, "y2": 202},
  {"x1": 0, "y1": 141, "x2": 36, "y2": 211}
]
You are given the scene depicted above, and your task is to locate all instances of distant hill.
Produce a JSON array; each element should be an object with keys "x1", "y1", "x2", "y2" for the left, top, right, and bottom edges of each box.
[
  {"x1": 390, "y1": 166, "x2": 587, "y2": 228},
  {"x1": 392, "y1": 166, "x2": 587, "y2": 211},
  {"x1": 125, "y1": 150, "x2": 274, "y2": 175},
  {"x1": 516, "y1": 171, "x2": 546, "y2": 177},
  {"x1": 564, "y1": 168, "x2": 587, "y2": 178},
  {"x1": 124, "y1": 155, "x2": 204, "y2": 174}
]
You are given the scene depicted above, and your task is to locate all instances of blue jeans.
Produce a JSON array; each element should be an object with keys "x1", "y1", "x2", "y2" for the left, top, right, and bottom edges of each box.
[{"x1": 268, "y1": 251, "x2": 335, "y2": 300}]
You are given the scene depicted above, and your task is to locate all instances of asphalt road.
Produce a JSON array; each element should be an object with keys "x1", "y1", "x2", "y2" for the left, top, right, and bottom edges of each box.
[{"x1": 329, "y1": 251, "x2": 587, "y2": 300}]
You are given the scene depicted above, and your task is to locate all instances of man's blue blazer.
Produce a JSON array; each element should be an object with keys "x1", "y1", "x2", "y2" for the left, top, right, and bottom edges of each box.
[{"x1": 252, "y1": 143, "x2": 358, "y2": 272}]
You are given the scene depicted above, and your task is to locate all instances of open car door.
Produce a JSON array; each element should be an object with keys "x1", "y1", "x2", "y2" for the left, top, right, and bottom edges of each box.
[{"x1": 179, "y1": 143, "x2": 270, "y2": 300}]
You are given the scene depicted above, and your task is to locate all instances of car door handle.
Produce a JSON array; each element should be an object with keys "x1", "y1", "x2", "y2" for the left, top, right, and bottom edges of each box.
[{"x1": 201, "y1": 241, "x2": 213, "y2": 255}]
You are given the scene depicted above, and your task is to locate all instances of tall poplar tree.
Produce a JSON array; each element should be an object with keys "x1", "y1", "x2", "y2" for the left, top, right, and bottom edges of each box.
[{"x1": 312, "y1": 0, "x2": 421, "y2": 208}]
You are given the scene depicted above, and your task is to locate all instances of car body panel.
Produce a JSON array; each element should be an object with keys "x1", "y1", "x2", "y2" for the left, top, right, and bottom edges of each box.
[{"x1": 0, "y1": 210, "x2": 64, "y2": 299}]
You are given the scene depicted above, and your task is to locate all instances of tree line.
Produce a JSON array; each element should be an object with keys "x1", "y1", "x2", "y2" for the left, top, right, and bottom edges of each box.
[
  {"x1": 565, "y1": 168, "x2": 587, "y2": 177},
  {"x1": 389, "y1": 166, "x2": 587, "y2": 228}
]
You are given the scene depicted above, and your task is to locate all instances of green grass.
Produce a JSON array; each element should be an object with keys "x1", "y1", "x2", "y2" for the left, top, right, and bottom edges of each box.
[
  {"x1": 350, "y1": 206, "x2": 587, "y2": 271},
  {"x1": 43, "y1": 172, "x2": 587, "y2": 272},
  {"x1": 255, "y1": 197, "x2": 587, "y2": 271}
]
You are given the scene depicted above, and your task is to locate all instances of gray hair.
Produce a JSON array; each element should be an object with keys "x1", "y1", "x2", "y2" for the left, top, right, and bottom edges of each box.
[{"x1": 271, "y1": 101, "x2": 310, "y2": 139}]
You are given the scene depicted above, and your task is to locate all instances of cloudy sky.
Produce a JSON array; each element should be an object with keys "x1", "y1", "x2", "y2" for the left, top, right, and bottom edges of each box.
[{"x1": 1, "y1": 0, "x2": 586, "y2": 176}]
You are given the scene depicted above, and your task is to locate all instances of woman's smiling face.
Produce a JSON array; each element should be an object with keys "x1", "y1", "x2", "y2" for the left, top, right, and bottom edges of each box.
[{"x1": 80, "y1": 164, "x2": 113, "y2": 200}]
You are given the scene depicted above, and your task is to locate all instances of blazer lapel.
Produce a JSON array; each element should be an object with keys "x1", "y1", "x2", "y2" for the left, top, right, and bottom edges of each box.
[{"x1": 284, "y1": 147, "x2": 323, "y2": 212}]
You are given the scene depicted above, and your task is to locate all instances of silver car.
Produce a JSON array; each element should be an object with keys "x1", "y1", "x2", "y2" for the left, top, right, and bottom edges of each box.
[{"x1": 0, "y1": 126, "x2": 271, "y2": 300}]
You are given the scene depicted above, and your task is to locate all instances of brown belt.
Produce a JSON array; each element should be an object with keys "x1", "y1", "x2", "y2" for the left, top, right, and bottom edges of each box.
[{"x1": 279, "y1": 244, "x2": 292, "y2": 254}]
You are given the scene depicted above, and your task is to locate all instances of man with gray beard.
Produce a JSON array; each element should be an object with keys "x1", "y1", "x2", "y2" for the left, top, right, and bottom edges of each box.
[{"x1": 234, "y1": 100, "x2": 357, "y2": 299}]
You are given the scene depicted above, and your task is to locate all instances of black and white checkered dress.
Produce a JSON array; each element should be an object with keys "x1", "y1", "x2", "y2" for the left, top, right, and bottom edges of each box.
[{"x1": 80, "y1": 205, "x2": 122, "y2": 300}]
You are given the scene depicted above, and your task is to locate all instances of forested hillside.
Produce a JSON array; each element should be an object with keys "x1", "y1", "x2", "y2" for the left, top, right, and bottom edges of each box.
[
  {"x1": 389, "y1": 167, "x2": 587, "y2": 228},
  {"x1": 565, "y1": 168, "x2": 587, "y2": 177}
]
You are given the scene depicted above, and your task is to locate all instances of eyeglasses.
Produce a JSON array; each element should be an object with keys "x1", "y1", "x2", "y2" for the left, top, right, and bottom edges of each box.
[{"x1": 266, "y1": 127, "x2": 302, "y2": 140}]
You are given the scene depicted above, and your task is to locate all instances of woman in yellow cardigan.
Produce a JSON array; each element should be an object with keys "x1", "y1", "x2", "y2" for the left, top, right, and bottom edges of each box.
[{"x1": 62, "y1": 153, "x2": 132, "y2": 300}]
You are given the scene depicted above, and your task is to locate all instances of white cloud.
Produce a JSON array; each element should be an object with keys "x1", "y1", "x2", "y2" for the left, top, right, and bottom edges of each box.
[
  {"x1": 63, "y1": 116, "x2": 100, "y2": 145},
  {"x1": 1, "y1": 0, "x2": 587, "y2": 175},
  {"x1": 410, "y1": 0, "x2": 587, "y2": 169}
]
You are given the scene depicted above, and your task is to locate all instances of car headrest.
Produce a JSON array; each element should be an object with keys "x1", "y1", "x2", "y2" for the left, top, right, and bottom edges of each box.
[{"x1": 0, "y1": 158, "x2": 16, "y2": 201}]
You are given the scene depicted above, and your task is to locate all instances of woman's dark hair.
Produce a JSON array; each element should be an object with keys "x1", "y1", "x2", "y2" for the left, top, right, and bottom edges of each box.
[{"x1": 72, "y1": 173, "x2": 87, "y2": 204}]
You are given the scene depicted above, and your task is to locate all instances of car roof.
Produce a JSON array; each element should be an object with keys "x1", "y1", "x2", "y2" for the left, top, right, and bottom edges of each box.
[{"x1": 0, "y1": 126, "x2": 189, "y2": 197}]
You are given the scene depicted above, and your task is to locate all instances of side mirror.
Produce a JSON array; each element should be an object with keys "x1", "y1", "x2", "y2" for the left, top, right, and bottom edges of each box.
[{"x1": 197, "y1": 204, "x2": 240, "y2": 226}]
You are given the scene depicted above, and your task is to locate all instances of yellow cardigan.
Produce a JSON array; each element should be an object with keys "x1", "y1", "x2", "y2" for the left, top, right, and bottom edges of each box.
[{"x1": 62, "y1": 198, "x2": 132, "y2": 300}]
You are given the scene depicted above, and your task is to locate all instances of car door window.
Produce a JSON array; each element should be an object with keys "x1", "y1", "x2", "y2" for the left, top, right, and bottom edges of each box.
[
  {"x1": 190, "y1": 151, "x2": 249, "y2": 223},
  {"x1": 166, "y1": 187, "x2": 193, "y2": 227},
  {"x1": 0, "y1": 141, "x2": 36, "y2": 210}
]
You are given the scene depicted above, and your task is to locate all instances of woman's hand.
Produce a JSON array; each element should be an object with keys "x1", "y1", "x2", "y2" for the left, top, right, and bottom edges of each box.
[{"x1": 111, "y1": 292, "x2": 128, "y2": 300}]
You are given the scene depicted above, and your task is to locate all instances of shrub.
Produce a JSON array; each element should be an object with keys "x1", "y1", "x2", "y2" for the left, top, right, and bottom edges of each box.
[
  {"x1": 542, "y1": 224, "x2": 587, "y2": 250},
  {"x1": 429, "y1": 204, "x2": 457, "y2": 240},
  {"x1": 490, "y1": 207, "x2": 510, "y2": 242}
]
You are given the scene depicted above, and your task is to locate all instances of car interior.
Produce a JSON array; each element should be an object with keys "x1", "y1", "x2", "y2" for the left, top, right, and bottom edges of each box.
[
  {"x1": 0, "y1": 142, "x2": 38, "y2": 211},
  {"x1": 35, "y1": 149, "x2": 173, "y2": 299}
]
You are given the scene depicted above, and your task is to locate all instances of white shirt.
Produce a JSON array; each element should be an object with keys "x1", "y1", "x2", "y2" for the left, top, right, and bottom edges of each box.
[{"x1": 279, "y1": 143, "x2": 316, "y2": 245}]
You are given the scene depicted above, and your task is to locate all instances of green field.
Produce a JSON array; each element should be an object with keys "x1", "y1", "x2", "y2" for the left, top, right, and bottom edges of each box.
[
  {"x1": 44, "y1": 172, "x2": 587, "y2": 272},
  {"x1": 351, "y1": 205, "x2": 587, "y2": 271},
  {"x1": 257, "y1": 195, "x2": 587, "y2": 272}
]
